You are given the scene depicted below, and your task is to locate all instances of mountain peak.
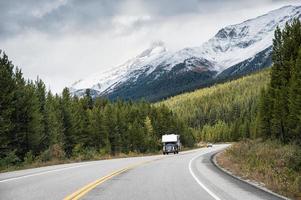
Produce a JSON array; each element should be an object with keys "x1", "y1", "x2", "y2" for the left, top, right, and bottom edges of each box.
[
  {"x1": 137, "y1": 40, "x2": 167, "y2": 59},
  {"x1": 199, "y1": 4, "x2": 301, "y2": 70}
]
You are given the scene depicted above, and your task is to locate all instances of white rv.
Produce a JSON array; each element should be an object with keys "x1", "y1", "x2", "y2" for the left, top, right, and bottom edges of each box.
[{"x1": 162, "y1": 134, "x2": 180, "y2": 155}]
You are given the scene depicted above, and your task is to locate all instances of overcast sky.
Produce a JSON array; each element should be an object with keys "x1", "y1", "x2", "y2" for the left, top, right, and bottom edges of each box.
[{"x1": 1, "y1": 0, "x2": 300, "y2": 93}]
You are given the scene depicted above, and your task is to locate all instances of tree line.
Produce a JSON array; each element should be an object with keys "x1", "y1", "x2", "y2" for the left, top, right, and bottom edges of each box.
[{"x1": 0, "y1": 52, "x2": 194, "y2": 168}]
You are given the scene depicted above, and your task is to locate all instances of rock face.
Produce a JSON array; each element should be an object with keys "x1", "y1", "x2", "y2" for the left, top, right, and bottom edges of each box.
[{"x1": 70, "y1": 5, "x2": 301, "y2": 101}]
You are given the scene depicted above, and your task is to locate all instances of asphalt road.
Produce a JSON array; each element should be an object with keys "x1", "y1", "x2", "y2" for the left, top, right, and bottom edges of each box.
[{"x1": 0, "y1": 144, "x2": 284, "y2": 200}]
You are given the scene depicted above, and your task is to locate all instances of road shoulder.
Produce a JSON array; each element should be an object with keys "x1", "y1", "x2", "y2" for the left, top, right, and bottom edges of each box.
[{"x1": 211, "y1": 151, "x2": 289, "y2": 200}]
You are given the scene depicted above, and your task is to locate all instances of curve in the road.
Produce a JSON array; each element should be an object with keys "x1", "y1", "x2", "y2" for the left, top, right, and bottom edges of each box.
[
  {"x1": 189, "y1": 153, "x2": 222, "y2": 200},
  {"x1": 81, "y1": 145, "x2": 229, "y2": 200},
  {"x1": 1, "y1": 145, "x2": 286, "y2": 200}
]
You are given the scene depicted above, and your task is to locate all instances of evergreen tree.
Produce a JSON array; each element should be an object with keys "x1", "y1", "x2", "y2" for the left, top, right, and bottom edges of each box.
[
  {"x1": 259, "y1": 19, "x2": 301, "y2": 143},
  {"x1": 60, "y1": 88, "x2": 75, "y2": 157},
  {"x1": 35, "y1": 78, "x2": 48, "y2": 151},
  {"x1": 87, "y1": 106, "x2": 109, "y2": 151},
  {"x1": 104, "y1": 104, "x2": 121, "y2": 154},
  {"x1": 144, "y1": 116, "x2": 157, "y2": 151},
  {"x1": 257, "y1": 89, "x2": 271, "y2": 138},
  {"x1": 288, "y1": 49, "x2": 301, "y2": 143},
  {"x1": 83, "y1": 89, "x2": 93, "y2": 110},
  {"x1": 0, "y1": 51, "x2": 16, "y2": 159},
  {"x1": 45, "y1": 92, "x2": 64, "y2": 147},
  {"x1": 12, "y1": 77, "x2": 43, "y2": 157}
]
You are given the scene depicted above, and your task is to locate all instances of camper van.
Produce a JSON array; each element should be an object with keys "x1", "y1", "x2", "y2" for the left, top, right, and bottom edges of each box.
[{"x1": 162, "y1": 134, "x2": 180, "y2": 155}]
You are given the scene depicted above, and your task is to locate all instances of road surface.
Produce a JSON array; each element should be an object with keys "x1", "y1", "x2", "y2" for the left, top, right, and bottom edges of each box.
[{"x1": 0, "y1": 144, "x2": 283, "y2": 200}]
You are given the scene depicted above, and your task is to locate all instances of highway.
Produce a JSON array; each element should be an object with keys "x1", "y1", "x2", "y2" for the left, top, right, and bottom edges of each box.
[{"x1": 0, "y1": 144, "x2": 283, "y2": 200}]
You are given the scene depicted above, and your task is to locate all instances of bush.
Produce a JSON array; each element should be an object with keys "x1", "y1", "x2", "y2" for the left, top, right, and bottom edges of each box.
[
  {"x1": 81, "y1": 148, "x2": 98, "y2": 160},
  {"x1": 0, "y1": 150, "x2": 21, "y2": 168},
  {"x1": 50, "y1": 144, "x2": 65, "y2": 160},
  {"x1": 39, "y1": 144, "x2": 65, "y2": 162},
  {"x1": 72, "y1": 144, "x2": 99, "y2": 161},
  {"x1": 222, "y1": 139, "x2": 301, "y2": 199},
  {"x1": 24, "y1": 151, "x2": 35, "y2": 165},
  {"x1": 99, "y1": 148, "x2": 110, "y2": 157},
  {"x1": 39, "y1": 149, "x2": 51, "y2": 162}
]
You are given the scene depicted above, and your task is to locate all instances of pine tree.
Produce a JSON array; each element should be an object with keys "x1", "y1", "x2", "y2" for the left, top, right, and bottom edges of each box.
[
  {"x1": 0, "y1": 51, "x2": 16, "y2": 159},
  {"x1": 257, "y1": 89, "x2": 271, "y2": 138},
  {"x1": 258, "y1": 19, "x2": 301, "y2": 142},
  {"x1": 12, "y1": 76, "x2": 43, "y2": 158},
  {"x1": 86, "y1": 106, "x2": 109, "y2": 151},
  {"x1": 72, "y1": 97, "x2": 89, "y2": 151},
  {"x1": 45, "y1": 92, "x2": 64, "y2": 147},
  {"x1": 104, "y1": 104, "x2": 121, "y2": 154},
  {"x1": 83, "y1": 89, "x2": 93, "y2": 110},
  {"x1": 269, "y1": 25, "x2": 286, "y2": 141},
  {"x1": 35, "y1": 78, "x2": 48, "y2": 151},
  {"x1": 288, "y1": 49, "x2": 301, "y2": 143},
  {"x1": 144, "y1": 116, "x2": 154, "y2": 137},
  {"x1": 60, "y1": 88, "x2": 76, "y2": 157},
  {"x1": 144, "y1": 116, "x2": 157, "y2": 151}
]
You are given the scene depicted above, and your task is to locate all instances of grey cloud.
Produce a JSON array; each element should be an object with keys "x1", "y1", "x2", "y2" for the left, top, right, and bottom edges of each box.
[
  {"x1": 0, "y1": 0, "x2": 120, "y2": 38},
  {"x1": 0, "y1": 0, "x2": 298, "y2": 39}
]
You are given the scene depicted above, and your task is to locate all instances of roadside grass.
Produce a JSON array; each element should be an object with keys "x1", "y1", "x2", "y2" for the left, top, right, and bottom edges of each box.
[
  {"x1": 217, "y1": 139, "x2": 301, "y2": 199},
  {"x1": 0, "y1": 151, "x2": 160, "y2": 173},
  {"x1": 0, "y1": 145, "x2": 202, "y2": 173}
]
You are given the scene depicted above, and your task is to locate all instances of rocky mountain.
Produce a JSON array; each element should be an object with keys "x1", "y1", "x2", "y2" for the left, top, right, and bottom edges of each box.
[{"x1": 70, "y1": 5, "x2": 301, "y2": 101}]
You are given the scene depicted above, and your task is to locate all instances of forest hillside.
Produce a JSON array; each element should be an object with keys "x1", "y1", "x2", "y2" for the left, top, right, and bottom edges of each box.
[{"x1": 159, "y1": 70, "x2": 270, "y2": 142}]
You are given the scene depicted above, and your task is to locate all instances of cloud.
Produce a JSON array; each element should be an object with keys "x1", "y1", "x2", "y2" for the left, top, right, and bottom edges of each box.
[
  {"x1": 1, "y1": 0, "x2": 300, "y2": 39},
  {"x1": 1, "y1": 0, "x2": 300, "y2": 93}
]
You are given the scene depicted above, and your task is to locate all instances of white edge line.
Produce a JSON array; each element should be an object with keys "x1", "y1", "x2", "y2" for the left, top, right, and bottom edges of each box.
[
  {"x1": 0, "y1": 155, "x2": 164, "y2": 183},
  {"x1": 189, "y1": 153, "x2": 222, "y2": 200},
  {"x1": 1, "y1": 148, "x2": 207, "y2": 183},
  {"x1": 0, "y1": 163, "x2": 94, "y2": 183},
  {"x1": 0, "y1": 156, "x2": 163, "y2": 183}
]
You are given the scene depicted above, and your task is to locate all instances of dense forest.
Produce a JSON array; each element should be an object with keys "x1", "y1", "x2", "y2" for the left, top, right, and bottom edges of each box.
[
  {"x1": 0, "y1": 52, "x2": 194, "y2": 169},
  {"x1": 159, "y1": 70, "x2": 269, "y2": 142},
  {"x1": 258, "y1": 19, "x2": 301, "y2": 144}
]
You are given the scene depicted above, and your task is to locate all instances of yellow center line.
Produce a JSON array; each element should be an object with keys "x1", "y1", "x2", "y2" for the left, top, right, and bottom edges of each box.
[
  {"x1": 63, "y1": 158, "x2": 162, "y2": 200},
  {"x1": 63, "y1": 148, "x2": 202, "y2": 200}
]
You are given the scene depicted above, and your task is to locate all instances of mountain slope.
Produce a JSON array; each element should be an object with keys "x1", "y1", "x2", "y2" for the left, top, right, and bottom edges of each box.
[
  {"x1": 70, "y1": 5, "x2": 301, "y2": 101},
  {"x1": 158, "y1": 69, "x2": 270, "y2": 140},
  {"x1": 218, "y1": 46, "x2": 272, "y2": 79}
]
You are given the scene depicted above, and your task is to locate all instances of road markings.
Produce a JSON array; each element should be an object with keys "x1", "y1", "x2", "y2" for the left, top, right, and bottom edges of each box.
[
  {"x1": 0, "y1": 163, "x2": 94, "y2": 183},
  {"x1": 189, "y1": 153, "x2": 222, "y2": 200},
  {"x1": 63, "y1": 158, "x2": 162, "y2": 200},
  {"x1": 0, "y1": 151, "x2": 186, "y2": 184},
  {"x1": 63, "y1": 149, "x2": 202, "y2": 199},
  {"x1": 0, "y1": 148, "x2": 199, "y2": 184}
]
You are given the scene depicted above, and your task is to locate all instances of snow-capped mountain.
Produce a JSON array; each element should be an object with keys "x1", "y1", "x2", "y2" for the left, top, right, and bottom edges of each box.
[
  {"x1": 71, "y1": 5, "x2": 301, "y2": 101},
  {"x1": 70, "y1": 41, "x2": 168, "y2": 95}
]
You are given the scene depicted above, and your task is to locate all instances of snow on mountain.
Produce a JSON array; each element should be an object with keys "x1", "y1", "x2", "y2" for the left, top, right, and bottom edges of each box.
[
  {"x1": 71, "y1": 5, "x2": 301, "y2": 98},
  {"x1": 195, "y1": 5, "x2": 301, "y2": 71},
  {"x1": 70, "y1": 41, "x2": 169, "y2": 94}
]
